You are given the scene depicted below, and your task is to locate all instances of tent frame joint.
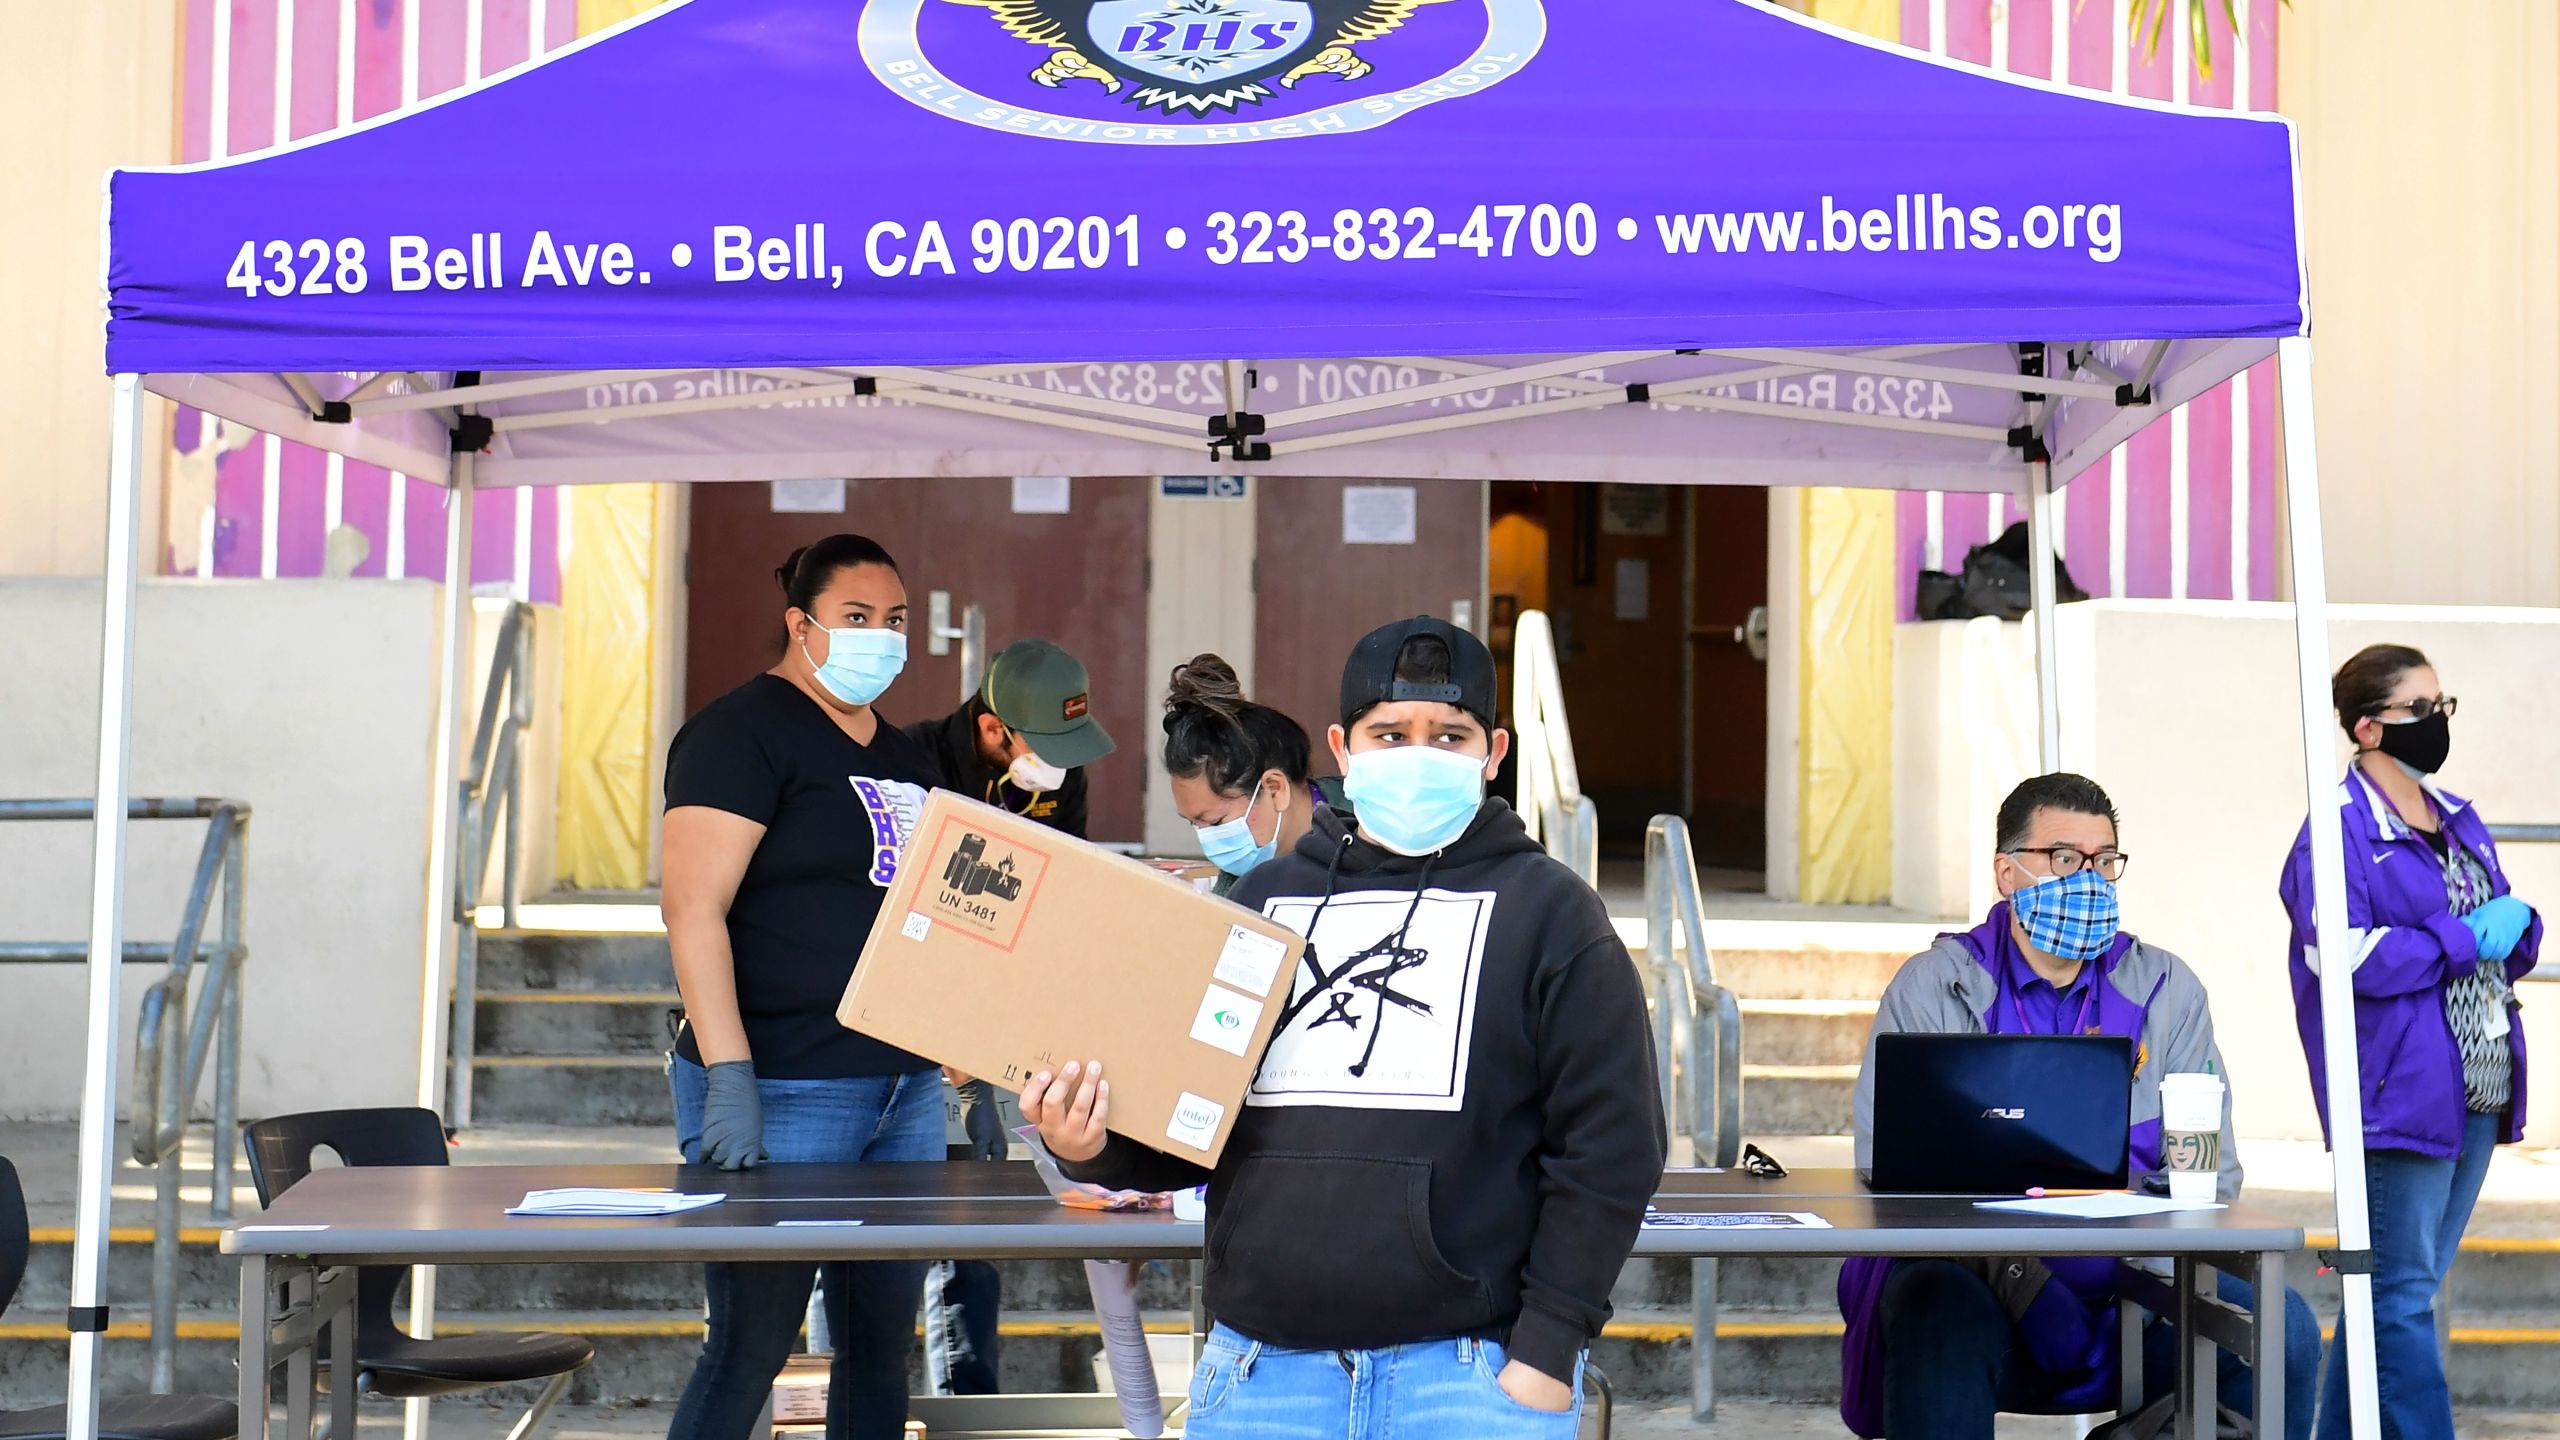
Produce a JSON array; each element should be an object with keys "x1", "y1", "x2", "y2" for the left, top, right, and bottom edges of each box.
[
  {"x1": 67, "y1": 1306, "x2": 109, "y2": 1334},
  {"x1": 1207, "y1": 406, "x2": 1269, "y2": 462},
  {"x1": 2114, "y1": 382, "x2": 2154, "y2": 407},
  {"x1": 2005, "y1": 424, "x2": 2051, "y2": 465},
  {"x1": 315, "y1": 400, "x2": 352, "y2": 424},
  {"x1": 2316, "y1": 1249, "x2": 2375, "y2": 1277},
  {"x1": 449, "y1": 414, "x2": 495, "y2": 452},
  {"x1": 1625, "y1": 383, "x2": 1652, "y2": 404}
]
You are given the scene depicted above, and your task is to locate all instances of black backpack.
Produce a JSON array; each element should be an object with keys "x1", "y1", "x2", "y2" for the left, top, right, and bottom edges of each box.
[{"x1": 1914, "y1": 520, "x2": 2089, "y2": 622}]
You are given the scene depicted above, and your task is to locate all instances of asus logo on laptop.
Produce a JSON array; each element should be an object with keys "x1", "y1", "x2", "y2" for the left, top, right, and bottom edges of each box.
[{"x1": 1980, "y1": 1107, "x2": 2027, "y2": 1120}]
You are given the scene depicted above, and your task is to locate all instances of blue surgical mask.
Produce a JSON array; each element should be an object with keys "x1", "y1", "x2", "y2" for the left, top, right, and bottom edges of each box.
[
  {"x1": 1197, "y1": 782, "x2": 1280, "y2": 877},
  {"x1": 802, "y1": 627, "x2": 905, "y2": 706},
  {"x1": 1342, "y1": 746, "x2": 1486, "y2": 857},
  {"x1": 2010, "y1": 869, "x2": 2121, "y2": 964}
]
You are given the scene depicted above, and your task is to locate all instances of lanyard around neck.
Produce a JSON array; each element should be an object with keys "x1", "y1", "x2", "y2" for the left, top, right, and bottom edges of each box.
[{"x1": 2011, "y1": 970, "x2": 2097, "y2": 1037}]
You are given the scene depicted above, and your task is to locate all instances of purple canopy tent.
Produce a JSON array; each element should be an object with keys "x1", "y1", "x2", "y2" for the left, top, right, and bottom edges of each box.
[{"x1": 77, "y1": 0, "x2": 2378, "y2": 1434}]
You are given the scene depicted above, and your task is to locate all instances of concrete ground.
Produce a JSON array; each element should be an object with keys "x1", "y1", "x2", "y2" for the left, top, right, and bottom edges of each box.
[{"x1": 328, "y1": 1397, "x2": 2560, "y2": 1439}]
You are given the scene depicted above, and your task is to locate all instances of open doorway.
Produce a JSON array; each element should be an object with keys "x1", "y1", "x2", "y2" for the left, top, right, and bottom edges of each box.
[{"x1": 1488, "y1": 482, "x2": 1769, "y2": 871}]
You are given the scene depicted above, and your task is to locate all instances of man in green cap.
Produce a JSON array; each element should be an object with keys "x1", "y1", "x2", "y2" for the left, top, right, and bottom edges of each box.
[
  {"x1": 908, "y1": 637, "x2": 1116, "y2": 839},
  {"x1": 895, "y1": 637, "x2": 1115, "y2": 1393}
]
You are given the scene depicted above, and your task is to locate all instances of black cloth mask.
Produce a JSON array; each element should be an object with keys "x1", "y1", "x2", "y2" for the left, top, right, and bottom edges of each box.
[{"x1": 2374, "y1": 711, "x2": 2452, "y2": 775}]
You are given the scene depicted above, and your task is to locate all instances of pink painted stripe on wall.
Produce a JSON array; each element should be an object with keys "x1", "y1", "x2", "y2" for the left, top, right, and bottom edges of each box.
[
  {"x1": 290, "y1": 0, "x2": 338, "y2": 138},
  {"x1": 226, "y1": 0, "x2": 279, "y2": 155},
  {"x1": 1944, "y1": 0, "x2": 1992, "y2": 66},
  {"x1": 273, "y1": 443, "x2": 330, "y2": 577},
  {"x1": 2070, "y1": 0, "x2": 2114, "y2": 90},
  {"x1": 2009, "y1": 0, "x2": 2055, "y2": 80},
  {"x1": 2250, "y1": 357, "x2": 2278, "y2": 600},
  {"x1": 355, "y1": 0, "x2": 404, "y2": 120},
  {"x1": 470, "y1": 487, "x2": 517, "y2": 589},
  {"x1": 417, "y1": 0, "x2": 466, "y2": 93},
  {"x1": 341, "y1": 461, "x2": 394, "y2": 579},
  {"x1": 181, "y1": 0, "x2": 213, "y2": 162},
  {"x1": 2120, "y1": 424, "x2": 2173, "y2": 598},
  {"x1": 2066, "y1": 458, "x2": 2113, "y2": 596},
  {"x1": 2184, "y1": 384, "x2": 2235, "y2": 600},
  {"x1": 480, "y1": 0, "x2": 530, "y2": 74},
  {"x1": 530, "y1": 489, "x2": 562, "y2": 605},
  {"x1": 405, "y1": 471, "x2": 450, "y2": 582}
]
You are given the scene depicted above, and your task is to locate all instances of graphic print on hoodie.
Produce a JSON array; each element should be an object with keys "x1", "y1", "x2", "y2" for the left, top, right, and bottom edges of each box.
[{"x1": 1249, "y1": 887, "x2": 1495, "y2": 1110}]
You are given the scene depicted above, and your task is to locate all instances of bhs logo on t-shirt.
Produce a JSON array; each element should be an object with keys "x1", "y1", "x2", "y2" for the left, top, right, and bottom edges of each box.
[{"x1": 848, "y1": 777, "x2": 928, "y2": 888}]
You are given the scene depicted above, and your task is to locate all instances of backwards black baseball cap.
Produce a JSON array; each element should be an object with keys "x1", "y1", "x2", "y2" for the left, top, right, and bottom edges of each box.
[{"x1": 1339, "y1": 616, "x2": 1498, "y2": 728}]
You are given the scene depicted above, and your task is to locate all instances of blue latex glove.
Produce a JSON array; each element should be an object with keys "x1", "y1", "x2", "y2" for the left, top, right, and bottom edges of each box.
[
  {"x1": 2019, "y1": 1278, "x2": 2102, "y2": 1377},
  {"x1": 2463, "y1": 894, "x2": 2535, "y2": 964}
]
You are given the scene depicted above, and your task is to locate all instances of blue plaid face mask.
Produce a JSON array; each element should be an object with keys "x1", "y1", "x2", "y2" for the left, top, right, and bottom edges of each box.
[{"x1": 2011, "y1": 869, "x2": 2121, "y2": 963}]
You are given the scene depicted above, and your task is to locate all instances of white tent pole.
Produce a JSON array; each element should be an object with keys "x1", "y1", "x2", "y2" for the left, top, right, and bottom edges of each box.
[
  {"x1": 2026, "y1": 459, "x2": 2062, "y2": 771},
  {"x1": 408, "y1": 432, "x2": 477, "y2": 1440},
  {"x1": 66, "y1": 375, "x2": 147, "y2": 1440},
  {"x1": 2278, "y1": 333, "x2": 2378, "y2": 1438}
]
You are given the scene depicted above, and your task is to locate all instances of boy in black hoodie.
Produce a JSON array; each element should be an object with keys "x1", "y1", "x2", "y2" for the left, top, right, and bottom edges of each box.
[{"x1": 1023, "y1": 617, "x2": 1665, "y2": 1436}]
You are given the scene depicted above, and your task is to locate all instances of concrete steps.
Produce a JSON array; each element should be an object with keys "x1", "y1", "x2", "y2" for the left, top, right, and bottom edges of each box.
[{"x1": 469, "y1": 931, "x2": 678, "y2": 1127}]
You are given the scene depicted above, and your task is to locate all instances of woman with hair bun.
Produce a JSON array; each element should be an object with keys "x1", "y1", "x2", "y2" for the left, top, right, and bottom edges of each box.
[
  {"x1": 1160, "y1": 653, "x2": 1325, "y2": 894},
  {"x1": 659, "y1": 532, "x2": 947, "y2": 1440}
]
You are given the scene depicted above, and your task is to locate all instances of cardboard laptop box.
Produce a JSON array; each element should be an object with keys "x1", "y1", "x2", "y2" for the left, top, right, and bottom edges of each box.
[{"x1": 837, "y1": 791, "x2": 1302, "y2": 1165}]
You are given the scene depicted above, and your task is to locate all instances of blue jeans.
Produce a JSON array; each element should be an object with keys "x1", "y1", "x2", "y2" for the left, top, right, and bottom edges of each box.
[
  {"x1": 1879, "y1": 1258, "x2": 2319, "y2": 1440},
  {"x1": 1182, "y1": 1322, "x2": 1585, "y2": 1440},
  {"x1": 2315, "y1": 1110, "x2": 2500, "y2": 1440},
  {"x1": 666, "y1": 1056, "x2": 945, "y2": 1440}
]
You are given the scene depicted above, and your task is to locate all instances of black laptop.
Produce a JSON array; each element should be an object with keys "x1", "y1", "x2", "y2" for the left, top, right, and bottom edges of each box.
[{"x1": 1866, "y1": 1034, "x2": 2134, "y2": 1194}]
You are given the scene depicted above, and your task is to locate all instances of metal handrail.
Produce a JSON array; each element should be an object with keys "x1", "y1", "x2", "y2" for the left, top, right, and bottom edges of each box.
[
  {"x1": 447, "y1": 601, "x2": 534, "y2": 1127},
  {"x1": 0, "y1": 797, "x2": 248, "y2": 1393},
  {"x1": 1511, "y1": 610, "x2": 1599, "y2": 885},
  {"x1": 2487, "y1": 824, "x2": 2559, "y2": 983},
  {"x1": 1641, "y1": 813, "x2": 1745, "y2": 1424}
]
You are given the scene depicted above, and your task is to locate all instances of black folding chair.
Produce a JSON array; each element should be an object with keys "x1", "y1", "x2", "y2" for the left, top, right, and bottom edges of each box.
[
  {"x1": 0, "y1": 1157, "x2": 238, "y2": 1440},
  {"x1": 240, "y1": 1110, "x2": 591, "y2": 1440}
]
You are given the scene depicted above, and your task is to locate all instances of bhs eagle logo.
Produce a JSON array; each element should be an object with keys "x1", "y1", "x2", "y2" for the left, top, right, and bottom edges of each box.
[{"x1": 948, "y1": 0, "x2": 1452, "y2": 116}]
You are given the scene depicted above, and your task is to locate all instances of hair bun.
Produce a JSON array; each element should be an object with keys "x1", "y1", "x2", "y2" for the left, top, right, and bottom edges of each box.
[
  {"x1": 774, "y1": 546, "x2": 811, "y2": 599},
  {"x1": 1165, "y1": 653, "x2": 1245, "y2": 719}
]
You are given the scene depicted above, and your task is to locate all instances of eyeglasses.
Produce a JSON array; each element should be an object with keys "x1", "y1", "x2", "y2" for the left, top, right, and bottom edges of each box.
[
  {"x1": 2373, "y1": 696, "x2": 2458, "y2": 722},
  {"x1": 2004, "y1": 845, "x2": 2130, "y2": 882}
]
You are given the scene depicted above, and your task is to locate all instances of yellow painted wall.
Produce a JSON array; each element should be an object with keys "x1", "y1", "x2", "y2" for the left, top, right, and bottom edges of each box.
[
  {"x1": 2279, "y1": 1, "x2": 2560, "y2": 606},
  {"x1": 551, "y1": 0, "x2": 684, "y2": 890},
  {"x1": 1786, "y1": 0, "x2": 1900, "y2": 904},
  {"x1": 0, "y1": 1, "x2": 174, "y2": 576}
]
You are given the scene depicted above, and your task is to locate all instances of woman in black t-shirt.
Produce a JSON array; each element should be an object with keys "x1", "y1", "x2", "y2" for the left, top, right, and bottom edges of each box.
[{"x1": 661, "y1": 533, "x2": 945, "y2": 1440}]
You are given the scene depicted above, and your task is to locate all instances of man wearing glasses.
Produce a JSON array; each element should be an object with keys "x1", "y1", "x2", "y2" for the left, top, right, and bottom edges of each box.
[{"x1": 1835, "y1": 773, "x2": 2320, "y2": 1439}]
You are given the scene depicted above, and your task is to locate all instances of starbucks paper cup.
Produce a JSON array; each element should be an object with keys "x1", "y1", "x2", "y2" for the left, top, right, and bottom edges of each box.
[{"x1": 2158, "y1": 1072, "x2": 2225, "y2": 1202}]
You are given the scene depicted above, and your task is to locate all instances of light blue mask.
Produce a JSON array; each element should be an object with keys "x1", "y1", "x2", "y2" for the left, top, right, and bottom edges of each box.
[
  {"x1": 802, "y1": 627, "x2": 906, "y2": 706},
  {"x1": 1196, "y1": 782, "x2": 1281, "y2": 877},
  {"x1": 1342, "y1": 746, "x2": 1486, "y2": 857}
]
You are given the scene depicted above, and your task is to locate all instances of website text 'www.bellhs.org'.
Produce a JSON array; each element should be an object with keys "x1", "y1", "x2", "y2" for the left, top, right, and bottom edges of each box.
[{"x1": 1656, "y1": 195, "x2": 2125, "y2": 264}]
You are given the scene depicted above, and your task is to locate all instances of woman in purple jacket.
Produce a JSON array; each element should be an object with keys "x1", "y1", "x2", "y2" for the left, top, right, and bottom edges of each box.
[{"x1": 2280, "y1": 644, "x2": 2541, "y2": 1440}]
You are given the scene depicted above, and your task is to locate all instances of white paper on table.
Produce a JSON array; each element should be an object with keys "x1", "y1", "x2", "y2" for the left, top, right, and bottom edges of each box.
[
  {"x1": 1642, "y1": 1210, "x2": 1832, "y2": 1230},
  {"x1": 507, "y1": 1188, "x2": 726, "y2": 1217},
  {"x1": 1974, "y1": 1193, "x2": 2225, "y2": 1219}
]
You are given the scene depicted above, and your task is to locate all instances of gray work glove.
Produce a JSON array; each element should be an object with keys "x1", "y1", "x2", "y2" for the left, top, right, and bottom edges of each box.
[{"x1": 700, "y1": 1060, "x2": 768, "y2": 1170}]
